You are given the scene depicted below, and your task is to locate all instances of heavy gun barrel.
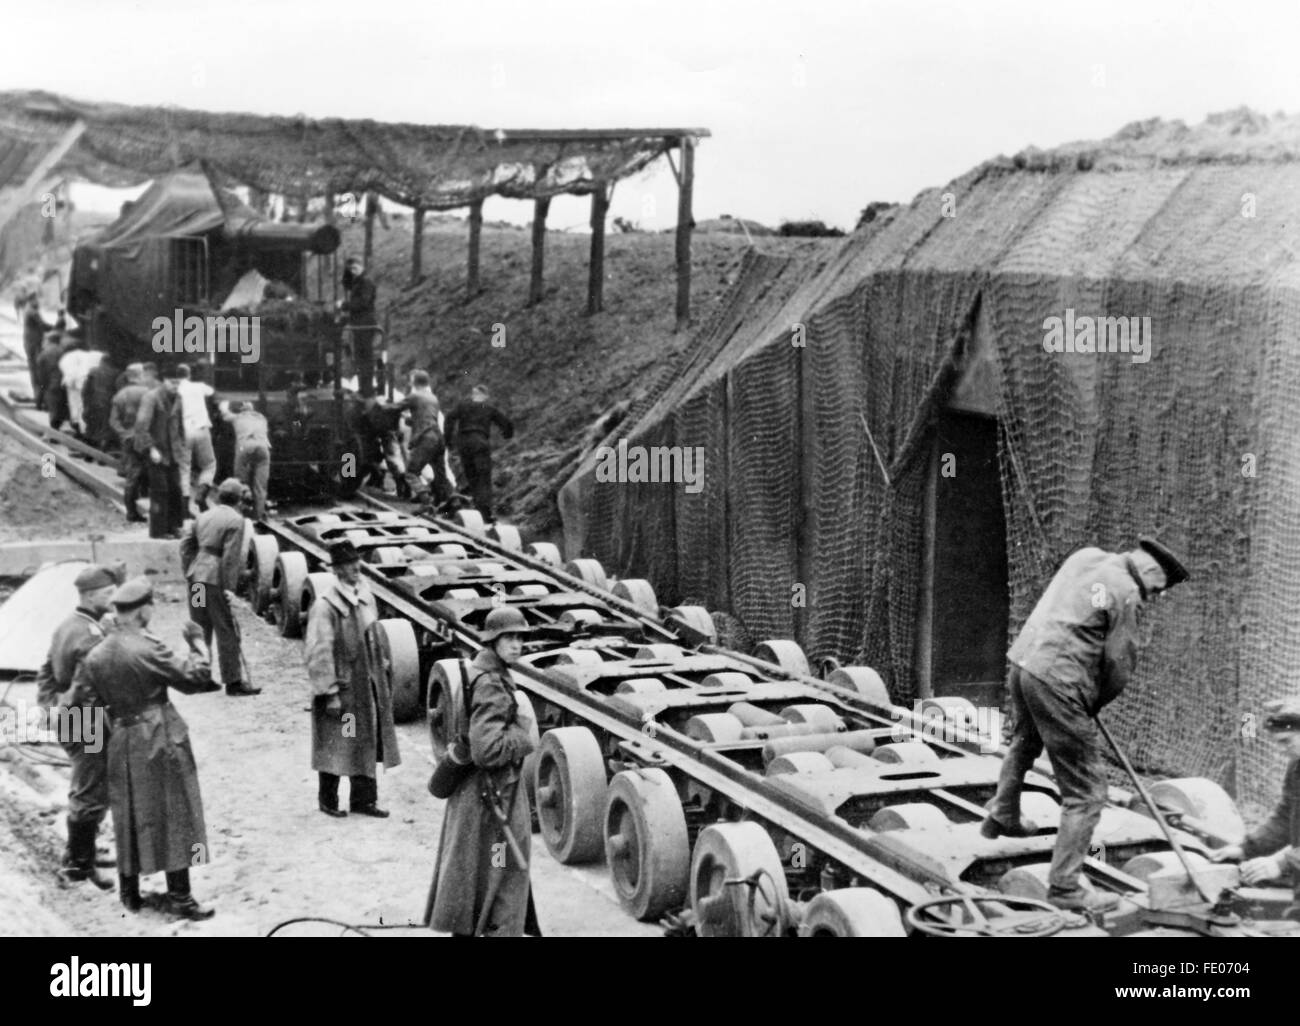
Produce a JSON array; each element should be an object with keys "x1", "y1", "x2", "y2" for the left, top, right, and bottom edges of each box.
[{"x1": 221, "y1": 218, "x2": 341, "y2": 255}]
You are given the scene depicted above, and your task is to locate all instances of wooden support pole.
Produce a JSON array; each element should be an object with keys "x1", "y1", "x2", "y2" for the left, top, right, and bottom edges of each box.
[
  {"x1": 587, "y1": 184, "x2": 609, "y2": 315},
  {"x1": 363, "y1": 191, "x2": 377, "y2": 269},
  {"x1": 0, "y1": 119, "x2": 85, "y2": 233},
  {"x1": 529, "y1": 196, "x2": 550, "y2": 305},
  {"x1": 674, "y1": 137, "x2": 695, "y2": 331},
  {"x1": 323, "y1": 192, "x2": 335, "y2": 225},
  {"x1": 467, "y1": 199, "x2": 483, "y2": 299},
  {"x1": 411, "y1": 206, "x2": 425, "y2": 285}
]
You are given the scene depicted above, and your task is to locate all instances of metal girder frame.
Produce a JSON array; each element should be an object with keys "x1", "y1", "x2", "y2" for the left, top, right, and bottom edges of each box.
[{"x1": 265, "y1": 512, "x2": 952, "y2": 905}]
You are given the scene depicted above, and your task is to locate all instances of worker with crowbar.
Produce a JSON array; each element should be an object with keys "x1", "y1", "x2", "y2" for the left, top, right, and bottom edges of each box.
[
  {"x1": 981, "y1": 536, "x2": 1191, "y2": 913},
  {"x1": 425, "y1": 606, "x2": 542, "y2": 936}
]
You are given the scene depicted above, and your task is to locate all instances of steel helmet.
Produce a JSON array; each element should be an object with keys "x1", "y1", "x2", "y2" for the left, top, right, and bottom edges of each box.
[{"x1": 481, "y1": 606, "x2": 529, "y2": 641}]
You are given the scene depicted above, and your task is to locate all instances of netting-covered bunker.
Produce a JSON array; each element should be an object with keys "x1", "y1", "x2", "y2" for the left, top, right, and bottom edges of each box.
[{"x1": 560, "y1": 112, "x2": 1300, "y2": 803}]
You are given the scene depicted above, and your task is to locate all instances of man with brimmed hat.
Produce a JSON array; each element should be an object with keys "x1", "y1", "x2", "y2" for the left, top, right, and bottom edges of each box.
[
  {"x1": 180, "y1": 477, "x2": 259, "y2": 697},
  {"x1": 67, "y1": 576, "x2": 221, "y2": 919},
  {"x1": 34, "y1": 563, "x2": 123, "y2": 889},
  {"x1": 1209, "y1": 697, "x2": 1300, "y2": 919},
  {"x1": 133, "y1": 362, "x2": 187, "y2": 538},
  {"x1": 427, "y1": 604, "x2": 542, "y2": 937},
  {"x1": 982, "y1": 535, "x2": 1191, "y2": 913},
  {"x1": 304, "y1": 540, "x2": 400, "y2": 817}
]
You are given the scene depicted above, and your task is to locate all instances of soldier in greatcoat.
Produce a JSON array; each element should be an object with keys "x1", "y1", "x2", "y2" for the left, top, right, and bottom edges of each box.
[
  {"x1": 304, "y1": 540, "x2": 400, "y2": 817},
  {"x1": 68, "y1": 577, "x2": 221, "y2": 919},
  {"x1": 427, "y1": 605, "x2": 541, "y2": 937}
]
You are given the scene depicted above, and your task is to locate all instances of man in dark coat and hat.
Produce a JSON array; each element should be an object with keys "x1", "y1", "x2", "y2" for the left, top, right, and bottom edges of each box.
[
  {"x1": 982, "y1": 536, "x2": 1191, "y2": 913},
  {"x1": 67, "y1": 577, "x2": 221, "y2": 919},
  {"x1": 427, "y1": 605, "x2": 541, "y2": 937},
  {"x1": 304, "y1": 540, "x2": 400, "y2": 817},
  {"x1": 134, "y1": 363, "x2": 187, "y2": 539}
]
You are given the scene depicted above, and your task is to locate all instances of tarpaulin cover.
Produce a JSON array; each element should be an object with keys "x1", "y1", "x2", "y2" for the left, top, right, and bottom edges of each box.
[{"x1": 561, "y1": 109, "x2": 1300, "y2": 806}]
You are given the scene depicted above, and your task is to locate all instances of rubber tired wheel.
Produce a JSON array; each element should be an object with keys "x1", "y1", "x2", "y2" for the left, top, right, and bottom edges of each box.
[
  {"x1": 534, "y1": 726, "x2": 608, "y2": 864},
  {"x1": 273, "y1": 551, "x2": 309, "y2": 638},
  {"x1": 301, "y1": 572, "x2": 336, "y2": 636},
  {"x1": 565, "y1": 559, "x2": 608, "y2": 589},
  {"x1": 529, "y1": 542, "x2": 562, "y2": 566},
  {"x1": 612, "y1": 578, "x2": 657, "y2": 615},
  {"x1": 690, "y1": 822, "x2": 788, "y2": 938},
  {"x1": 827, "y1": 666, "x2": 891, "y2": 707},
  {"x1": 604, "y1": 769, "x2": 691, "y2": 921},
  {"x1": 800, "y1": 889, "x2": 907, "y2": 937},
  {"x1": 427, "y1": 658, "x2": 470, "y2": 761},
  {"x1": 368, "y1": 618, "x2": 422, "y2": 723},
  {"x1": 755, "y1": 639, "x2": 810, "y2": 677},
  {"x1": 247, "y1": 534, "x2": 279, "y2": 614},
  {"x1": 1147, "y1": 777, "x2": 1246, "y2": 841}
]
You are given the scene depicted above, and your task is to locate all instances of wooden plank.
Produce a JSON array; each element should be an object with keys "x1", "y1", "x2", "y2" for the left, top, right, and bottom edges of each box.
[
  {"x1": 674, "y1": 137, "x2": 695, "y2": 330},
  {"x1": 363, "y1": 190, "x2": 377, "y2": 268},
  {"x1": 0, "y1": 119, "x2": 86, "y2": 232},
  {"x1": 528, "y1": 196, "x2": 550, "y2": 305},
  {"x1": 491, "y1": 128, "x2": 711, "y2": 141},
  {"x1": 0, "y1": 415, "x2": 124, "y2": 511},
  {"x1": 410, "y1": 206, "x2": 425, "y2": 285},
  {"x1": 467, "y1": 199, "x2": 483, "y2": 298},
  {"x1": 586, "y1": 184, "x2": 609, "y2": 314}
]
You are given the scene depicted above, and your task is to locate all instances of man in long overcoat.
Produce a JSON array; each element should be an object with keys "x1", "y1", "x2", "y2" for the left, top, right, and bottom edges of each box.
[
  {"x1": 427, "y1": 605, "x2": 541, "y2": 937},
  {"x1": 304, "y1": 540, "x2": 400, "y2": 817},
  {"x1": 68, "y1": 577, "x2": 221, "y2": 919}
]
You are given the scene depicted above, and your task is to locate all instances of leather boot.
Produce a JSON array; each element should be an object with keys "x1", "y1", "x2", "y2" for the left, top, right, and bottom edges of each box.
[
  {"x1": 119, "y1": 873, "x2": 142, "y2": 912},
  {"x1": 60, "y1": 819, "x2": 113, "y2": 890},
  {"x1": 164, "y1": 869, "x2": 215, "y2": 921}
]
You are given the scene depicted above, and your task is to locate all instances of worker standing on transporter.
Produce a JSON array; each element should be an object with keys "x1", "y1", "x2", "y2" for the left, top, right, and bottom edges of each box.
[
  {"x1": 397, "y1": 370, "x2": 453, "y2": 508},
  {"x1": 110, "y1": 364, "x2": 149, "y2": 524},
  {"x1": 34, "y1": 564, "x2": 122, "y2": 890},
  {"x1": 445, "y1": 385, "x2": 513, "y2": 523},
  {"x1": 1209, "y1": 698, "x2": 1300, "y2": 921},
  {"x1": 427, "y1": 606, "x2": 542, "y2": 937},
  {"x1": 982, "y1": 536, "x2": 1190, "y2": 913},
  {"x1": 222, "y1": 400, "x2": 272, "y2": 520},
  {"x1": 304, "y1": 541, "x2": 400, "y2": 818},
  {"x1": 68, "y1": 577, "x2": 220, "y2": 919},
  {"x1": 180, "y1": 478, "x2": 260, "y2": 697},
  {"x1": 134, "y1": 363, "x2": 187, "y2": 539},
  {"x1": 339, "y1": 256, "x2": 378, "y2": 398}
]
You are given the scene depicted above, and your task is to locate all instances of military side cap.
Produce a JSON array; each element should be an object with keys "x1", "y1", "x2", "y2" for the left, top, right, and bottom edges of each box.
[
  {"x1": 1263, "y1": 698, "x2": 1300, "y2": 733},
  {"x1": 110, "y1": 576, "x2": 154, "y2": 611},
  {"x1": 1138, "y1": 536, "x2": 1190, "y2": 586},
  {"x1": 217, "y1": 477, "x2": 245, "y2": 502},
  {"x1": 328, "y1": 540, "x2": 361, "y2": 566},
  {"x1": 74, "y1": 564, "x2": 118, "y2": 592}
]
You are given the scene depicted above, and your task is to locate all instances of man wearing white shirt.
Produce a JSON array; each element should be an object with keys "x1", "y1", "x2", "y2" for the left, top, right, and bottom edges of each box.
[{"x1": 177, "y1": 363, "x2": 217, "y2": 515}]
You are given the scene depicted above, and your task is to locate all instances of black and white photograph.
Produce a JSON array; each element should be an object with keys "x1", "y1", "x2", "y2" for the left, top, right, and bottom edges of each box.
[{"x1": 0, "y1": 0, "x2": 1296, "y2": 1004}]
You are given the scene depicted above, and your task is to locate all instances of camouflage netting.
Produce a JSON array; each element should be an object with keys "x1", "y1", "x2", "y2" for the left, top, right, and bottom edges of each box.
[
  {"x1": 560, "y1": 110, "x2": 1300, "y2": 806},
  {"x1": 0, "y1": 90, "x2": 696, "y2": 208}
]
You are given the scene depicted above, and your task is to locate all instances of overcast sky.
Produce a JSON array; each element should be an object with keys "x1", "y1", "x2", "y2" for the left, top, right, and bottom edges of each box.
[{"x1": 4, "y1": 0, "x2": 1298, "y2": 230}]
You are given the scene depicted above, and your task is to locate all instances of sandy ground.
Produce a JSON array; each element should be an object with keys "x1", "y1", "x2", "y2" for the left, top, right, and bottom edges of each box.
[{"x1": 0, "y1": 581, "x2": 661, "y2": 938}]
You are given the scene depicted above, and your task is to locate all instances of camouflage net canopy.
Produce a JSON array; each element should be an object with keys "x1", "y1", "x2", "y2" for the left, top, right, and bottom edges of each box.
[
  {"x1": 561, "y1": 109, "x2": 1300, "y2": 805},
  {"x1": 0, "y1": 90, "x2": 703, "y2": 208}
]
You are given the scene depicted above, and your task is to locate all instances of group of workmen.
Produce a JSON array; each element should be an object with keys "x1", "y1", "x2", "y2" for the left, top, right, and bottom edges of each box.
[{"x1": 32, "y1": 525, "x2": 1300, "y2": 931}]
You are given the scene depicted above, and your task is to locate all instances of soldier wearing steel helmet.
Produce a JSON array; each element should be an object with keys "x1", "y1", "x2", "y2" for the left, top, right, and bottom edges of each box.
[
  {"x1": 1209, "y1": 698, "x2": 1300, "y2": 920},
  {"x1": 427, "y1": 605, "x2": 541, "y2": 937}
]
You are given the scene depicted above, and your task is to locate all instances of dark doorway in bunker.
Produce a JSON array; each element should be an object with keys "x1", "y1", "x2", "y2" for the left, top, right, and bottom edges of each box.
[{"x1": 919, "y1": 409, "x2": 1009, "y2": 708}]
